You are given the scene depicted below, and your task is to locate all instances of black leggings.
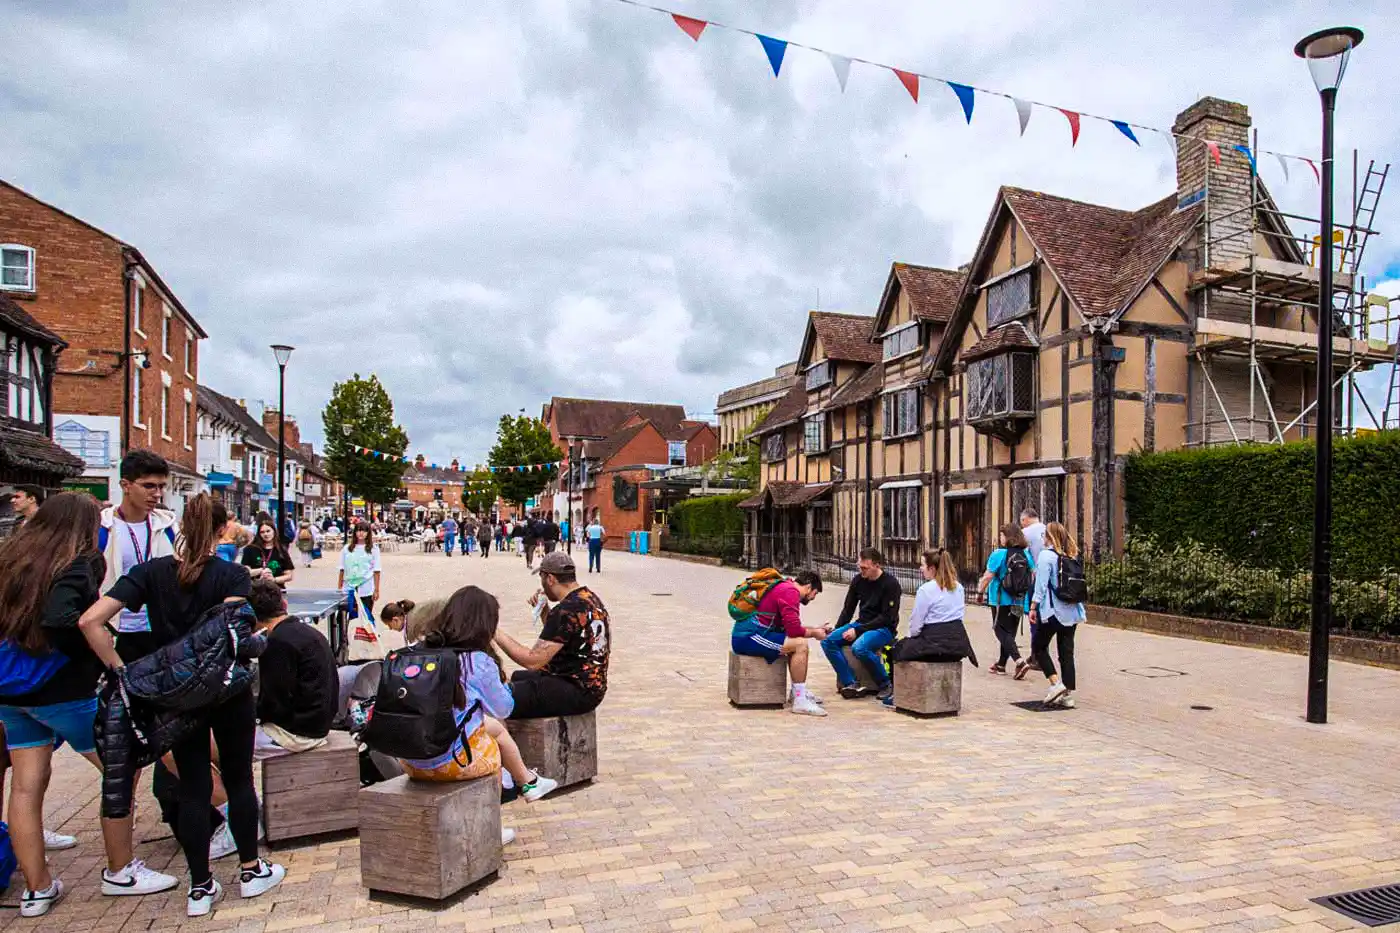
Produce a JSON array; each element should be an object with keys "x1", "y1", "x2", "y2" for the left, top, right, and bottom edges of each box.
[
  {"x1": 992, "y1": 605, "x2": 1023, "y2": 666},
  {"x1": 509, "y1": 670, "x2": 600, "y2": 719},
  {"x1": 1030, "y1": 618, "x2": 1077, "y2": 691},
  {"x1": 170, "y1": 688, "x2": 260, "y2": 884}
]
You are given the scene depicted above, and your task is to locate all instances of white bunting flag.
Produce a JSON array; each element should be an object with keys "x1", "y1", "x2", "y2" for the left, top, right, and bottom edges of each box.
[
  {"x1": 1274, "y1": 152, "x2": 1290, "y2": 182},
  {"x1": 827, "y1": 53, "x2": 851, "y2": 92},
  {"x1": 1012, "y1": 97, "x2": 1032, "y2": 136}
]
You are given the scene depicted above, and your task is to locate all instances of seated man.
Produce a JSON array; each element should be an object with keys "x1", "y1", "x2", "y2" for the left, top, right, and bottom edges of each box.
[
  {"x1": 494, "y1": 552, "x2": 609, "y2": 718},
  {"x1": 248, "y1": 577, "x2": 339, "y2": 759},
  {"x1": 821, "y1": 548, "x2": 903, "y2": 699},
  {"x1": 730, "y1": 569, "x2": 827, "y2": 716}
]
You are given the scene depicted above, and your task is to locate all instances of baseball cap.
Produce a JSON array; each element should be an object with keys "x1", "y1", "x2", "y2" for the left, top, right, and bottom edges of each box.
[{"x1": 533, "y1": 551, "x2": 576, "y2": 576}]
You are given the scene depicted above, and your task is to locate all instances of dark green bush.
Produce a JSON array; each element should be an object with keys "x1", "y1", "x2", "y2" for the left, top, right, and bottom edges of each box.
[
  {"x1": 1124, "y1": 430, "x2": 1400, "y2": 578},
  {"x1": 666, "y1": 493, "x2": 747, "y2": 562}
]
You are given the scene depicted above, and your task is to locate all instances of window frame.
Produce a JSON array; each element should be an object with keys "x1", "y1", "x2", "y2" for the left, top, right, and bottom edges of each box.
[
  {"x1": 131, "y1": 364, "x2": 144, "y2": 429},
  {"x1": 762, "y1": 431, "x2": 786, "y2": 463},
  {"x1": 805, "y1": 360, "x2": 832, "y2": 391},
  {"x1": 964, "y1": 351, "x2": 1036, "y2": 422},
  {"x1": 132, "y1": 278, "x2": 146, "y2": 336},
  {"x1": 986, "y1": 268, "x2": 1035, "y2": 330},
  {"x1": 881, "y1": 486, "x2": 921, "y2": 542},
  {"x1": 161, "y1": 304, "x2": 173, "y2": 360},
  {"x1": 802, "y1": 413, "x2": 828, "y2": 455},
  {"x1": 182, "y1": 388, "x2": 193, "y2": 450},
  {"x1": 881, "y1": 322, "x2": 920, "y2": 361},
  {"x1": 667, "y1": 440, "x2": 687, "y2": 467},
  {"x1": 0, "y1": 245, "x2": 36, "y2": 293},
  {"x1": 184, "y1": 333, "x2": 194, "y2": 377},
  {"x1": 160, "y1": 382, "x2": 171, "y2": 440},
  {"x1": 881, "y1": 387, "x2": 920, "y2": 439}
]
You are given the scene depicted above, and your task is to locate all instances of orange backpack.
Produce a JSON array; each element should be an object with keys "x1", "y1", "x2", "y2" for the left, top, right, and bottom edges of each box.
[{"x1": 727, "y1": 568, "x2": 785, "y2": 623}]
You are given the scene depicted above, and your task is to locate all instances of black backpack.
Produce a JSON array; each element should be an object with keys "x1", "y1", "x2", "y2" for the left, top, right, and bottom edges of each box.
[
  {"x1": 1051, "y1": 551, "x2": 1089, "y2": 604},
  {"x1": 1001, "y1": 547, "x2": 1034, "y2": 598},
  {"x1": 361, "y1": 646, "x2": 467, "y2": 761}
]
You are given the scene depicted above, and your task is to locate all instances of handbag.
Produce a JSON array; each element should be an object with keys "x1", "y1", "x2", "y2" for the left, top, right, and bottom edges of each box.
[{"x1": 346, "y1": 589, "x2": 384, "y2": 663}]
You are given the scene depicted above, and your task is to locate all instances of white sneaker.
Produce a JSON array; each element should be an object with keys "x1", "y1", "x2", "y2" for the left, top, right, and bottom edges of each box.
[
  {"x1": 209, "y1": 822, "x2": 238, "y2": 861},
  {"x1": 21, "y1": 879, "x2": 64, "y2": 917},
  {"x1": 790, "y1": 695, "x2": 828, "y2": 717},
  {"x1": 501, "y1": 827, "x2": 517, "y2": 846},
  {"x1": 239, "y1": 858, "x2": 286, "y2": 899},
  {"x1": 102, "y1": 859, "x2": 180, "y2": 896},
  {"x1": 788, "y1": 689, "x2": 825, "y2": 706},
  {"x1": 1044, "y1": 682, "x2": 1069, "y2": 706},
  {"x1": 43, "y1": 828, "x2": 77, "y2": 851},
  {"x1": 186, "y1": 879, "x2": 223, "y2": 917},
  {"x1": 521, "y1": 773, "x2": 559, "y2": 803},
  {"x1": 1060, "y1": 693, "x2": 1076, "y2": 708}
]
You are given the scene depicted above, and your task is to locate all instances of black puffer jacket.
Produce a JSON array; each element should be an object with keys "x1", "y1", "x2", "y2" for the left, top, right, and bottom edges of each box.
[{"x1": 95, "y1": 599, "x2": 266, "y2": 819}]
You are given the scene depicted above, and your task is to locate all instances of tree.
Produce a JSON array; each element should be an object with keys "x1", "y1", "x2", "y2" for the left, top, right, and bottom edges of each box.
[
  {"x1": 488, "y1": 415, "x2": 563, "y2": 509},
  {"x1": 322, "y1": 374, "x2": 411, "y2": 507},
  {"x1": 705, "y1": 440, "x2": 761, "y2": 490},
  {"x1": 461, "y1": 468, "x2": 499, "y2": 516}
]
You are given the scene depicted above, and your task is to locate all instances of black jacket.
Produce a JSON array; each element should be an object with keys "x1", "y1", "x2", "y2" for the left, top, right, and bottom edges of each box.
[
  {"x1": 891, "y1": 620, "x2": 979, "y2": 667},
  {"x1": 1, "y1": 555, "x2": 105, "y2": 707}
]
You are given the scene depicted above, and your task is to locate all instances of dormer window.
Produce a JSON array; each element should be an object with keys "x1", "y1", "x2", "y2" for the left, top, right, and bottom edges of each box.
[
  {"x1": 964, "y1": 351, "x2": 1036, "y2": 444},
  {"x1": 986, "y1": 268, "x2": 1034, "y2": 329},
  {"x1": 882, "y1": 323, "x2": 919, "y2": 360},
  {"x1": 1, "y1": 245, "x2": 35, "y2": 292},
  {"x1": 805, "y1": 361, "x2": 832, "y2": 390},
  {"x1": 803, "y1": 414, "x2": 828, "y2": 454}
]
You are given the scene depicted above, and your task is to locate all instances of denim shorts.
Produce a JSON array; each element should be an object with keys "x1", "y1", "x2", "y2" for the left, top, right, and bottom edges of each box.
[{"x1": 0, "y1": 696, "x2": 99, "y2": 754}]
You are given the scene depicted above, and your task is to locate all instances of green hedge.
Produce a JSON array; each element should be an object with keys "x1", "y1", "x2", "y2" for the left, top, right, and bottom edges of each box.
[
  {"x1": 666, "y1": 493, "x2": 747, "y2": 562},
  {"x1": 1123, "y1": 431, "x2": 1400, "y2": 578},
  {"x1": 1090, "y1": 535, "x2": 1400, "y2": 637}
]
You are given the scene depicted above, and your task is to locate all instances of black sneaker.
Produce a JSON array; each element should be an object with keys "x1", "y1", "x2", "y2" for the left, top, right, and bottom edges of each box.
[
  {"x1": 876, "y1": 684, "x2": 893, "y2": 701},
  {"x1": 838, "y1": 684, "x2": 864, "y2": 699}
]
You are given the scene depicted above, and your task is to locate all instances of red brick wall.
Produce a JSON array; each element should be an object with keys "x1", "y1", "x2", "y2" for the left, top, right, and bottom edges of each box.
[
  {"x1": 586, "y1": 466, "x2": 654, "y2": 550},
  {"x1": 0, "y1": 182, "x2": 200, "y2": 472},
  {"x1": 685, "y1": 425, "x2": 719, "y2": 466},
  {"x1": 261, "y1": 410, "x2": 302, "y2": 452}
]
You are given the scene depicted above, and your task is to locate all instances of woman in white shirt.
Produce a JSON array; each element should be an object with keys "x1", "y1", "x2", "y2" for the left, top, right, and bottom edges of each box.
[
  {"x1": 882, "y1": 548, "x2": 979, "y2": 707},
  {"x1": 1028, "y1": 521, "x2": 1086, "y2": 709},
  {"x1": 337, "y1": 522, "x2": 383, "y2": 618}
]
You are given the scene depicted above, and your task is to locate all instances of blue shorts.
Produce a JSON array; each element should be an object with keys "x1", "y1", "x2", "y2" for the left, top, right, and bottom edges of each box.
[
  {"x1": 0, "y1": 696, "x2": 99, "y2": 754},
  {"x1": 731, "y1": 629, "x2": 786, "y2": 663}
]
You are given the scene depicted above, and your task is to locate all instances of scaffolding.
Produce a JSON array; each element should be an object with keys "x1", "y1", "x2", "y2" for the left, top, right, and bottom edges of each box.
[{"x1": 1186, "y1": 132, "x2": 1395, "y2": 446}]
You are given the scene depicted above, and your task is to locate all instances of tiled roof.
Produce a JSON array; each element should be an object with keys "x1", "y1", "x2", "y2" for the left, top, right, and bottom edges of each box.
[
  {"x1": 826, "y1": 364, "x2": 883, "y2": 410},
  {"x1": 583, "y1": 422, "x2": 651, "y2": 464},
  {"x1": 748, "y1": 382, "x2": 806, "y2": 437},
  {"x1": 893, "y1": 264, "x2": 964, "y2": 323},
  {"x1": 960, "y1": 322, "x2": 1039, "y2": 362},
  {"x1": 1003, "y1": 187, "x2": 1201, "y2": 319},
  {"x1": 810, "y1": 312, "x2": 881, "y2": 363},
  {"x1": 197, "y1": 385, "x2": 277, "y2": 450},
  {"x1": 0, "y1": 296, "x2": 64, "y2": 347},
  {"x1": 547, "y1": 397, "x2": 687, "y2": 439},
  {"x1": 667, "y1": 422, "x2": 712, "y2": 442},
  {"x1": 0, "y1": 424, "x2": 84, "y2": 477},
  {"x1": 739, "y1": 481, "x2": 835, "y2": 509}
]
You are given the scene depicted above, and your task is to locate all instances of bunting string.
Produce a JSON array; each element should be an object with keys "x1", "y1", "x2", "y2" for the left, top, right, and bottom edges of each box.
[
  {"x1": 609, "y1": 0, "x2": 1324, "y2": 180},
  {"x1": 350, "y1": 445, "x2": 562, "y2": 475}
]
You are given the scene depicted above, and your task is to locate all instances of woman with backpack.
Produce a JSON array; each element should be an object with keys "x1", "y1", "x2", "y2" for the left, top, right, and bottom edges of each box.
[
  {"x1": 79, "y1": 493, "x2": 286, "y2": 917},
  {"x1": 369, "y1": 586, "x2": 558, "y2": 843},
  {"x1": 1027, "y1": 521, "x2": 1087, "y2": 708},
  {"x1": 977, "y1": 524, "x2": 1034, "y2": 678}
]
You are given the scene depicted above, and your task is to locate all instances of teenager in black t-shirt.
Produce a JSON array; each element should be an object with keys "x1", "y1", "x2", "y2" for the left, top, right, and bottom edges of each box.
[
  {"x1": 241, "y1": 521, "x2": 294, "y2": 588},
  {"x1": 245, "y1": 578, "x2": 337, "y2": 756}
]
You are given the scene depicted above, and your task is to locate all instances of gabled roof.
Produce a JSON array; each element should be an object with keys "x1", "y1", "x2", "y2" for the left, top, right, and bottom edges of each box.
[
  {"x1": 873, "y1": 263, "x2": 964, "y2": 334},
  {"x1": 799, "y1": 311, "x2": 881, "y2": 367},
  {"x1": 737, "y1": 481, "x2": 834, "y2": 509},
  {"x1": 546, "y1": 397, "x2": 687, "y2": 439},
  {"x1": 826, "y1": 363, "x2": 883, "y2": 410},
  {"x1": 667, "y1": 422, "x2": 712, "y2": 442},
  {"x1": 747, "y1": 382, "x2": 807, "y2": 437},
  {"x1": 197, "y1": 385, "x2": 276, "y2": 450},
  {"x1": 582, "y1": 421, "x2": 653, "y2": 464},
  {"x1": 0, "y1": 295, "x2": 65, "y2": 347},
  {"x1": 960, "y1": 321, "x2": 1038, "y2": 362}
]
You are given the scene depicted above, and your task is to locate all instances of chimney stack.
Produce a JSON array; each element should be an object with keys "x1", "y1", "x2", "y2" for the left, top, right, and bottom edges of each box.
[{"x1": 1172, "y1": 97, "x2": 1253, "y2": 267}]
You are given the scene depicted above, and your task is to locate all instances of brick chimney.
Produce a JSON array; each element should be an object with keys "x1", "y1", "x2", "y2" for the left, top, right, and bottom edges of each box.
[
  {"x1": 415, "y1": 453, "x2": 426, "y2": 467},
  {"x1": 1172, "y1": 97, "x2": 1253, "y2": 266},
  {"x1": 450, "y1": 458, "x2": 460, "y2": 471},
  {"x1": 261, "y1": 409, "x2": 301, "y2": 450},
  {"x1": 298, "y1": 442, "x2": 315, "y2": 459}
]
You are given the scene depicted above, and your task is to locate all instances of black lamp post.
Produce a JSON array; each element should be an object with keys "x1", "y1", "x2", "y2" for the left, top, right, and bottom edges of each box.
[
  {"x1": 271, "y1": 344, "x2": 294, "y2": 544},
  {"x1": 340, "y1": 423, "x2": 353, "y2": 535},
  {"x1": 1295, "y1": 26, "x2": 1362, "y2": 725}
]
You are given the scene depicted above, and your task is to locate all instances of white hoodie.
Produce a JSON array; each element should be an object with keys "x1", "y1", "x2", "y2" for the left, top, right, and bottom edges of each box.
[{"x1": 98, "y1": 504, "x2": 179, "y2": 595}]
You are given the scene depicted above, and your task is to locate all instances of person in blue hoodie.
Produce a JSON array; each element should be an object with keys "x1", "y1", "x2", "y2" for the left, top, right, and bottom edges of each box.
[{"x1": 1028, "y1": 522, "x2": 1086, "y2": 709}]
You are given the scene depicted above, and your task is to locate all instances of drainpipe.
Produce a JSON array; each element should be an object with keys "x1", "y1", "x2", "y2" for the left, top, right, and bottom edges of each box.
[
  {"x1": 41, "y1": 346, "x2": 58, "y2": 438},
  {"x1": 121, "y1": 256, "x2": 135, "y2": 456}
]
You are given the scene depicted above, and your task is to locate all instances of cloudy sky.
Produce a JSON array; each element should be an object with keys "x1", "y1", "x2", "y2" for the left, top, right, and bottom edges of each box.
[{"x1": 4, "y1": 0, "x2": 1398, "y2": 461}]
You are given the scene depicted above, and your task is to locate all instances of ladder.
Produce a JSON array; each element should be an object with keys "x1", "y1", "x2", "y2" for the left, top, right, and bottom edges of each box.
[{"x1": 1346, "y1": 160, "x2": 1389, "y2": 278}]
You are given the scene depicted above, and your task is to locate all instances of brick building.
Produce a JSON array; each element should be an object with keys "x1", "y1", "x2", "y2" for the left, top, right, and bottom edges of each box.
[
  {"x1": 402, "y1": 455, "x2": 467, "y2": 521},
  {"x1": 1, "y1": 179, "x2": 206, "y2": 510}
]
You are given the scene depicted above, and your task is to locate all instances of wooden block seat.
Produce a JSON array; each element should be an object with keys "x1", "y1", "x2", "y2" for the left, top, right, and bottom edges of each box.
[
  {"x1": 359, "y1": 774, "x2": 502, "y2": 899},
  {"x1": 727, "y1": 652, "x2": 787, "y2": 707},
  {"x1": 840, "y1": 647, "x2": 885, "y2": 692},
  {"x1": 260, "y1": 731, "x2": 361, "y2": 843},
  {"x1": 892, "y1": 661, "x2": 963, "y2": 716},
  {"x1": 507, "y1": 710, "x2": 598, "y2": 789}
]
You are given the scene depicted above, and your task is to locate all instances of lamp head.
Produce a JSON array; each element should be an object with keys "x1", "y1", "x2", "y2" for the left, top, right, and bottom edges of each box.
[
  {"x1": 271, "y1": 344, "x2": 294, "y2": 367},
  {"x1": 341, "y1": 424, "x2": 352, "y2": 437},
  {"x1": 1295, "y1": 26, "x2": 1363, "y2": 94}
]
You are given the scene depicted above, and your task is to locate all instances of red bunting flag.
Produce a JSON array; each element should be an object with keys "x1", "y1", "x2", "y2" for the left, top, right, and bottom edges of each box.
[
  {"x1": 1057, "y1": 108, "x2": 1080, "y2": 146},
  {"x1": 1205, "y1": 141, "x2": 1221, "y2": 165},
  {"x1": 672, "y1": 14, "x2": 707, "y2": 42},
  {"x1": 1304, "y1": 158, "x2": 1320, "y2": 183},
  {"x1": 891, "y1": 68, "x2": 919, "y2": 102}
]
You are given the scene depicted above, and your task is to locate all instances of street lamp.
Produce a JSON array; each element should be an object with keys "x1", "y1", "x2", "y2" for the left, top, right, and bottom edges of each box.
[
  {"x1": 271, "y1": 345, "x2": 294, "y2": 545},
  {"x1": 1295, "y1": 26, "x2": 1362, "y2": 725},
  {"x1": 341, "y1": 422, "x2": 353, "y2": 535}
]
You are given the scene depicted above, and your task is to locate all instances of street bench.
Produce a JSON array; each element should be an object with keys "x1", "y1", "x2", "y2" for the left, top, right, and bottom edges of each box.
[
  {"x1": 892, "y1": 661, "x2": 963, "y2": 716},
  {"x1": 507, "y1": 711, "x2": 598, "y2": 789},
  {"x1": 840, "y1": 647, "x2": 885, "y2": 692},
  {"x1": 260, "y1": 731, "x2": 361, "y2": 843},
  {"x1": 359, "y1": 774, "x2": 502, "y2": 899},
  {"x1": 727, "y1": 652, "x2": 787, "y2": 707}
]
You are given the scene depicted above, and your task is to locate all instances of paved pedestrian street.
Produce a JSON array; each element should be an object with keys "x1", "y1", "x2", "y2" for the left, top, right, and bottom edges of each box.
[{"x1": 21, "y1": 547, "x2": 1400, "y2": 933}]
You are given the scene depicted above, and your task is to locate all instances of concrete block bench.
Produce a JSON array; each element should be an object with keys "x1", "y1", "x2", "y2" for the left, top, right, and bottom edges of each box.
[
  {"x1": 261, "y1": 731, "x2": 361, "y2": 843},
  {"x1": 727, "y1": 652, "x2": 787, "y2": 707},
  {"x1": 840, "y1": 647, "x2": 885, "y2": 692},
  {"x1": 359, "y1": 774, "x2": 502, "y2": 899},
  {"x1": 892, "y1": 661, "x2": 962, "y2": 716},
  {"x1": 507, "y1": 711, "x2": 598, "y2": 789}
]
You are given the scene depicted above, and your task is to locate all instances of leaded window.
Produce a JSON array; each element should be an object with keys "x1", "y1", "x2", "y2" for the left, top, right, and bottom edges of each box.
[
  {"x1": 882, "y1": 487, "x2": 920, "y2": 541},
  {"x1": 987, "y1": 270, "x2": 1034, "y2": 329},
  {"x1": 882, "y1": 388, "x2": 919, "y2": 438}
]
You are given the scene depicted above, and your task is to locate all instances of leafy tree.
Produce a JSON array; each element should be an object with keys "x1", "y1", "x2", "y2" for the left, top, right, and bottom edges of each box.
[
  {"x1": 322, "y1": 374, "x2": 411, "y2": 507},
  {"x1": 705, "y1": 440, "x2": 761, "y2": 490},
  {"x1": 461, "y1": 468, "x2": 499, "y2": 516},
  {"x1": 488, "y1": 415, "x2": 563, "y2": 509}
]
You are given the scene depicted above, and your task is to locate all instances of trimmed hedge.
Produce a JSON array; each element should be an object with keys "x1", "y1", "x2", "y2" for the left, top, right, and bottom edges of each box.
[
  {"x1": 1124, "y1": 430, "x2": 1400, "y2": 578},
  {"x1": 666, "y1": 492, "x2": 747, "y2": 562}
]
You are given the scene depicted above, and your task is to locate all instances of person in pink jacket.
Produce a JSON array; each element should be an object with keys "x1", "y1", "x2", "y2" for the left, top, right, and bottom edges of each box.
[{"x1": 729, "y1": 571, "x2": 828, "y2": 716}]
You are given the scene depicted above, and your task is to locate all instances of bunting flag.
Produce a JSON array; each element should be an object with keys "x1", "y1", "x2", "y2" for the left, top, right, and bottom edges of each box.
[
  {"x1": 946, "y1": 81, "x2": 974, "y2": 123},
  {"x1": 826, "y1": 52, "x2": 851, "y2": 91},
  {"x1": 671, "y1": 13, "x2": 707, "y2": 41},
  {"x1": 604, "y1": 0, "x2": 1325, "y2": 180},
  {"x1": 1012, "y1": 97, "x2": 1032, "y2": 136},
  {"x1": 891, "y1": 68, "x2": 918, "y2": 102},
  {"x1": 757, "y1": 34, "x2": 786, "y2": 76},
  {"x1": 1058, "y1": 108, "x2": 1081, "y2": 147},
  {"x1": 1233, "y1": 144, "x2": 1257, "y2": 175}
]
